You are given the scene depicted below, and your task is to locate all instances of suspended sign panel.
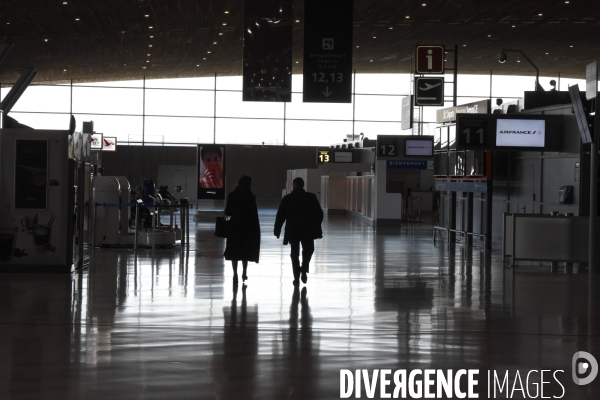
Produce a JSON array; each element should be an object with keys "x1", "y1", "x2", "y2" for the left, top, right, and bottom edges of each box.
[
  {"x1": 303, "y1": 0, "x2": 353, "y2": 103},
  {"x1": 243, "y1": 0, "x2": 293, "y2": 102}
]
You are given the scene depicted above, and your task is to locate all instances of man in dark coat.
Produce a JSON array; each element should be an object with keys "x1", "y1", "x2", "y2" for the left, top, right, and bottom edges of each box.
[{"x1": 274, "y1": 177, "x2": 323, "y2": 285}]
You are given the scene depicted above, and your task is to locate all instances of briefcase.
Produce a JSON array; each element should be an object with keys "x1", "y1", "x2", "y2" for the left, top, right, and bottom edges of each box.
[{"x1": 214, "y1": 216, "x2": 228, "y2": 238}]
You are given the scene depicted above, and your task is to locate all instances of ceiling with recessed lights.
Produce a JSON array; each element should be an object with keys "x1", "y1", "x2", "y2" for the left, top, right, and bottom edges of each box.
[{"x1": 0, "y1": 0, "x2": 598, "y2": 84}]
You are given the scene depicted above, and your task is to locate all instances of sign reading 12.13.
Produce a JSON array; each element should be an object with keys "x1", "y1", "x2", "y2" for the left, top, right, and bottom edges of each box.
[
  {"x1": 318, "y1": 150, "x2": 331, "y2": 164},
  {"x1": 303, "y1": 0, "x2": 353, "y2": 103}
]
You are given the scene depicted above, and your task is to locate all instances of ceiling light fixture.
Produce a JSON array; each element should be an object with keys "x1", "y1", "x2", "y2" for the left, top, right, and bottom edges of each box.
[
  {"x1": 223, "y1": 23, "x2": 227, "y2": 26},
  {"x1": 63, "y1": 68, "x2": 67, "y2": 72},
  {"x1": 370, "y1": 60, "x2": 373, "y2": 62},
  {"x1": 405, "y1": 16, "x2": 410, "y2": 19},
  {"x1": 538, "y1": 13, "x2": 542, "y2": 16},
  {"x1": 75, "y1": 18, "x2": 79, "y2": 21},
  {"x1": 224, "y1": 11, "x2": 229, "y2": 14},
  {"x1": 422, "y1": 3, "x2": 426, "y2": 6},
  {"x1": 45, "y1": 38, "x2": 49, "y2": 42},
  {"x1": 570, "y1": 45, "x2": 573, "y2": 47},
  {"x1": 356, "y1": 45, "x2": 360, "y2": 48},
  {"x1": 147, "y1": 54, "x2": 151, "y2": 56},
  {"x1": 146, "y1": 60, "x2": 150, "y2": 63},
  {"x1": 219, "y1": 32, "x2": 223, "y2": 35},
  {"x1": 296, "y1": 20, "x2": 300, "y2": 23},
  {"x1": 149, "y1": 44, "x2": 152, "y2": 47},
  {"x1": 143, "y1": 66, "x2": 146, "y2": 69},
  {"x1": 373, "y1": 36, "x2": 376, "y2": 39},
  {"x1": 203, "y1": 58, "x2": 206, "y2": 60},
  {"x1": 213, "y1": 42, "x2": 217, "y2": 44},
  {"x1": 196, "y1": 64, "x2": 199, "y2": 67},
  {"x1": 389, "y1": 27, "x2": 393, "y2": 29},
  {"x1": 149, "y1": 26, "x2": 153, "y2": 29},
  {"x1": 150, "y1": 36, "x2": 154, "y2": 38},
  {"x1": 207, "y1": 51, "x2": 211, "y2": 53},
  {"x1": 512, "y1": 25, "x2": 516, "y2": 27},
  {"x1": 488, "y1": 34, "x2": 492, "y2": 37},
  {"x1": 63, "y1": 1, "x2": 67, "y2": 4},
  {"x1": 296, "y1": 61, "x2": 299, "y2": 63},
  {"x1": 145, "y1": 14, "x2": 149, "y2": 17}
]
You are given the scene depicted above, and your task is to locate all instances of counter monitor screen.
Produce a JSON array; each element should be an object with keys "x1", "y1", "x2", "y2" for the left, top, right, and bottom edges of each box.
[
  {"x1": 496, "y1": 119, "x2": 546, "y2": 147},
  {"x1": 102, "y1": 137, "x2": 117, "y2": 151},
  {"x1": 405, "y1": 139, "x2": 433, "y2": 157},
  {"x1": 90, "y1": 133, "x2": 103, "y2": 150},
  {"x1": 335, "y1": 151, "x2": 353, "y2": 163}
]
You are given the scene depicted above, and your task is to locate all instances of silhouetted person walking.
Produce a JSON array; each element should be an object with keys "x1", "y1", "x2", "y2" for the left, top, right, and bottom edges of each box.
[
  {"x1": 274, "y1": 177, "x2": 323, "y2": 285},
  {"x1": 224, "y1": 176, "x2": 260, "y2": 284}
]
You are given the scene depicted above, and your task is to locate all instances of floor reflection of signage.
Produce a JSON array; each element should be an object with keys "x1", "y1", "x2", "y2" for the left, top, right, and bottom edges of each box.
[
  {"x1": 456, "y1": 115, "x2": 490, "y2": 149},
  {"x1": 303, "y1": 0, "x2": 353, "y2": 103},
  {"x1": 15, "y1": 140, "x2": 48, "y2": 209},
  {"x1": 415, "y1": 77, "x2": 444, "y2": 106},
  {"x1": 415, "y1": 45, "x2": 445, "y2": 74},
  {"x1": 318, "y1": 150, "x2": 331, "y2": 164}
]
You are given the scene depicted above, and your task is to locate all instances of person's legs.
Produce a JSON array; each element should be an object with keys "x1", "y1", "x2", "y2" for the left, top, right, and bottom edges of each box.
[
  {"x1": 242, "y1": 260, "x2": 248, "y2": 281},
  {"x1": 289, "y1": 240, "x2": 301, "y2": 284},
  {"x1": 231, "y1": 260, "x2": 239, "y2": 284},
  {"x1": 300, "y1": 239, "x2": 315, "y2": 284}
]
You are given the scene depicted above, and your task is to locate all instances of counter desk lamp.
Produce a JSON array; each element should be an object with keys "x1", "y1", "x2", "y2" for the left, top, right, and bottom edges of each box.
[{"x1": 498, "y1": 49, "x2": 544, "y2": 91}]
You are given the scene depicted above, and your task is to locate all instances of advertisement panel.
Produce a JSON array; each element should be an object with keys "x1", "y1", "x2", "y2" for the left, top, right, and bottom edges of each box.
[
  {"x1": 197, "y1": 145, "x2": 225, "y2": 200},
  {"x1": 496, "y1": 119, "x2": 545, "y2": 147}
]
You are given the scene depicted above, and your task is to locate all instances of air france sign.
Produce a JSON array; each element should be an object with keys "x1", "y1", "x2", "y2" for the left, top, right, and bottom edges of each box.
[{"x1": 496, "y1": 119, "x2": 545, "y2": 148}]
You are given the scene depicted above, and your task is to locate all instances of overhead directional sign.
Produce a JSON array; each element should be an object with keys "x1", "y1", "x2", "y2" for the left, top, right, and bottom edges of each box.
[
  {"x1": 303, "y1": 0, "x2": 353, "y2": 103},
  {"x1": 401, "y1": 95, "x2": 413, "y2": 130},
  {"x1": 456, "y1": 114, "x2": 490, "y2": 149},
  {"x1": 415, "y1": 77, "x2": 444, "y2": 106},
  {"x1": 415, "y1": 45, "x2": 445, "y2": 74}
]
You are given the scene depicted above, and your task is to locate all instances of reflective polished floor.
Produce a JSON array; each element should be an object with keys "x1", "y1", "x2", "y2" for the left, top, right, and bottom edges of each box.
[{"x1": 1, "y1": 210, "x2": 599, "y2": 399}]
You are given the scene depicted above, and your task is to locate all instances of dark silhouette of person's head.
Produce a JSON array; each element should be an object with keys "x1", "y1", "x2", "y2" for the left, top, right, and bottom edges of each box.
[
  {"x1": 237, "y1": 175, "x2": 252, "y2": 192},
  {"x1": 292, "y1": 177, "x2": 304, "y2": 190}
]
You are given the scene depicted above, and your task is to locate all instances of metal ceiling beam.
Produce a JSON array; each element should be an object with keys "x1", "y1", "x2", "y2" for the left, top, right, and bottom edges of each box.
[
  {"x1": 0, "y1": 43, "x2": 15, "y2": 65},
  {"x1": 0, "y1": 67, "x2": 38, "y2": 115}
]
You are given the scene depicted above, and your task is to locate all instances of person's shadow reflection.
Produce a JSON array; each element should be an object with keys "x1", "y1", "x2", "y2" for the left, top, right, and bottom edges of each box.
[
  {"x1": 281, "y1": 286, "x2": 320, "y2": 398},
  {"x1": 212, "y1": 284, "x2": 258, "y2": 399}
]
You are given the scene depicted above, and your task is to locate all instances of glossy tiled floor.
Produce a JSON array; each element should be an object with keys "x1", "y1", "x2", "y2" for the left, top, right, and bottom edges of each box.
[{"x1": 1, "y1": 210, "x2": 599, "y2": 399}]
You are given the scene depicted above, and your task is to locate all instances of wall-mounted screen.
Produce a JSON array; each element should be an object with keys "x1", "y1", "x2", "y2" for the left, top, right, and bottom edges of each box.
[
  {"x1": 102, "y1": 137, "x2": 117, "y2": 151},
  {"x1": 496, "y1": 119, "x2": 546, "y2": 147},
  {"x1": 405, "y1": 139, "x2": 433, "y2": 157},
  {"x1": 90, "y1": 133, "x2": 103, "y2": 150},
  {"x1": 335, "y1": 151, "x2": 353, "y2": 163},
  {"x1": 197, "y1": 145, "x2": 226, "y2": 200}
]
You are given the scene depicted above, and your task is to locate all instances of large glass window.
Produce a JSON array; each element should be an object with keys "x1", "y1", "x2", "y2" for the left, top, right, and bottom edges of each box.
[
  {"x1": 145, "y1": 89, "x2": 214, "y2": 117},
  {"x1": 145, "y1": 116, "x2": 214, "y2": 144},
  {"x1": 11, "y1": 85, "x2": 71, "y2": 113},
  {"x1": 216, "y1": 118, "x2": 284, "y2": 145},
  {"x1": 284, "y1": 120, "x2": 353, "y2": 146},
  {"x1": 0, "y1": 72, "x2": 565, "y2": 146},
  {"x1": 74, "y1": 114, "x2": 143, "y2": 143},
  {"x1": 216, "y1": 91, "x2": 284, "y2": 119},
  {"x1": 72, "y1": 86, "x2": 143, "y2": 115}
]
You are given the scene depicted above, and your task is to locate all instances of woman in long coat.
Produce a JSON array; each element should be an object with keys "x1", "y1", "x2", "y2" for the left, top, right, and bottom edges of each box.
[{"x1": 224, "y1": 175, "x2": 261, "y2": 284}]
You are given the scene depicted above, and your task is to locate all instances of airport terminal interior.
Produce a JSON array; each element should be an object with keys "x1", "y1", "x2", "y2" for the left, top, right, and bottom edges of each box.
[{"x1": 1, "y1": 1, "x2": 600, "y2": 399}]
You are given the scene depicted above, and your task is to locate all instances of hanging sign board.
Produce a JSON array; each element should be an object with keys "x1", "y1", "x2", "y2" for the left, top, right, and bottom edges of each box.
[
  {"x1": 586, "y1": 61, "x2": 597, "y2": 100},
  {"x1": 303, "y1": 0, "x2": 353, "y2": 103},
  {"x1": 456, "y1": 115, "x2": 490, "y2": 149},
  {"x1": 415, "y1": 45, "x2": 445, "y2": 74},
  {"x1": 436, "y1": 100, "x2": 490, "y2": 124},
  {"x1": 414, "y1": 77, "x2": 444, "y2": 106},
  {"x1": 401, "y1": 95, "x2": 413, "y2": 130}
]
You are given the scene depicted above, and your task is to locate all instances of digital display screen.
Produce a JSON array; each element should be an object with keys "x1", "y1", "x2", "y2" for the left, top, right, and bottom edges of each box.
[
  {"x1": 90, "y1": 133, "x2": 103, "y2": 150},
  {"x1": 197, "y1": 145, "x2": 226, "y2": 200},
  {"x1": 335, "y1": 152, "x2": 353, "y2": 163},
  {"x1": 405, "y1": 139, "x2": 433, "y2": 157},
  {"x1": 496, "y1": 119, "x2": 546, "y2": 147},
  {"x1": 102, "y1": 137, "x2": 117, "y2": 151}
]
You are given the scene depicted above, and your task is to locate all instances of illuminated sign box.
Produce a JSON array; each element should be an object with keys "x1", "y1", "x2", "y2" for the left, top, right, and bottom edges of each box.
[
  {"x1": 90, "y1": 133, "x2": 103, "y2": 150},
  {"x1": 335, "y1": 152, "x2": 353, "y2": 163},
  {"x1": 405, "y1": 139, "x2": 433, "y2": 157},
  {"x1": 496, "y1": 119, "x2": 546, "y2": 148},
  {"x1": 102, "y1": 137, "x2": 117, "y2": 151}
]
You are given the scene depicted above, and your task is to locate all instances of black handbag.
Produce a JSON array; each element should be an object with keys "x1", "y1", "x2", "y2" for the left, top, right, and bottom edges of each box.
[{"x1": 214, "y1": 216, "x2": 228, "y2": 238}]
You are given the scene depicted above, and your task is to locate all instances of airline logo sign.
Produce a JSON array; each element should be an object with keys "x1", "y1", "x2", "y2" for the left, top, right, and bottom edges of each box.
[{"x1": 496, "y1": 119, "x2": 545, "y2": 148}]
